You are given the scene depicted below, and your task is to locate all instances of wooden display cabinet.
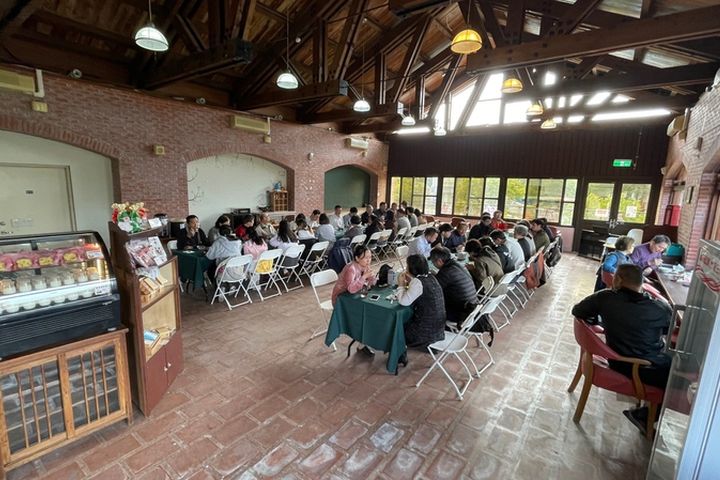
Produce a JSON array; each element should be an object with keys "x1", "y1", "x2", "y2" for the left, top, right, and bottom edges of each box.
[
  {"x1": 268, "y1": 190, "x2": 289, "y2": 211},
  {"x1": 0, "y1": 330, "x2": 132, "y2": 479},
  {"x1": 108, "y1": 223, "x2": 183, "y2": 416}
]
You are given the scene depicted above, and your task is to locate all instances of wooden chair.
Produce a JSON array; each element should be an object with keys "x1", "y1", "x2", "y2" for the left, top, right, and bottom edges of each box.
[{"x1": 568, "y1": 318, "x2": 665, "y2": 439}]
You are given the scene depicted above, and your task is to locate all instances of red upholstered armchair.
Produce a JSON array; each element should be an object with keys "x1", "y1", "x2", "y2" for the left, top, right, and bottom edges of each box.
[{"x1": 568, "y1": 318, "x2": 665, "y2": 439}]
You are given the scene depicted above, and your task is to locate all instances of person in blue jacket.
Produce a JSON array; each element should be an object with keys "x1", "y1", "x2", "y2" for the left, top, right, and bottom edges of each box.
[{"x1": 594, "y1": 235, "x2": 635, "y2": 291}]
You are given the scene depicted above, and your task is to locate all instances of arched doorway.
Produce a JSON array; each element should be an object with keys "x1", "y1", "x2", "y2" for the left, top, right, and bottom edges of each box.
[
  {"x1": 324, "y1": 166, "x2": 370, "y2": 210},
  {"x1": 187, "y1": 154, "x2": 287, "y2": 228}
]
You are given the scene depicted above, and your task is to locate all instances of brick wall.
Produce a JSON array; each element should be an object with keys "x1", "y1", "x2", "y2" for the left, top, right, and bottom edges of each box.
[
  {"x1": 0, "y1": 68, "x2": 388, "y2": 219},
  {"x1": 664, "y1": 84, "x2": 720, "y2": 266}
]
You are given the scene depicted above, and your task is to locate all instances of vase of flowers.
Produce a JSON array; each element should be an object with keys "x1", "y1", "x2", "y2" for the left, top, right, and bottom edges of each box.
[{"x1": 112, "y1": 202, "x2": 148, "y2": 233}]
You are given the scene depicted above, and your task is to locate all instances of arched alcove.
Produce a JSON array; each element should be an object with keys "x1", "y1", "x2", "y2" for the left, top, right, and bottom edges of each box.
[
  {"x1": 324, "y1": 165, "x2": 371, "y2": 210},
  {"x1": 187, "y1": 153, "x2": 287, "y2": 228}
]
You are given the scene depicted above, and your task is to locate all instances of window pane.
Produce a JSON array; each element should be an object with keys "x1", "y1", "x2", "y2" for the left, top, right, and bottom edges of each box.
[
  {"x1": 469, "y1": 178, "x2": 484, "y2": 199},
  {"x1": 504, "y1": 178, "x2": 527, "y2": 219},
  {"x1": 504, "y1": 100, "x2": 532, "y2": 124},
  {"x1": 390, "y1": 177, "x2": 401, "y2": 204},
  {"x1": 425, "y1": 177, "x2": 438, "y2": 196},
  {"x1": 466, "y1": 100, "x2": 501, "y2": 126},
  {"x1": 479, "y1": 72, "x2": 504, "y2": 100},
  {"x1": 434, "y1": 103, "x2": 447, "y2": 130},
  {"x1": 537, "y1": 179, "x2": 563, "y2": 222},
  {"x1": 538, "y1": 202, "x2": 561, "y2": 223},
  {"x1": 441, "y1": 178, "x2": 455, "y2": 214},
  {"x1": 449, "y1": 83, "x2": 476, "y2": 131},
  {"x1": 412, "y1": 195, "x2": 424, "y2": 210},
  {"x1": 485, "y1": 177, "x2": 500, "y2": 198},
  {"x1": 483, "y1": 198, "x2": 499, "y2": 215},
  {"x1": 561, "y1": 202, "x2": 575, "y2": 226},
  {"x1": 526, "y1": 179, "x2": 541, "y2": 219},
  {"x1": 564, "y1": 179, "x2": 578, "y2": 202},
  {"x1": 454, "y1": 178, "x2": 470, "y2": 215},
  {"x1": 617, "y1": 183, "x2": 652, "y2": 223},
  {"x1": 468, "y1": 199, "x2": 483, "y2": 217},
  {"x1": 584, "y1": 182, "x2": 615, "y2": 221},
  {"x1": 425, "y1": 196, "x2": 437, "y2": 215},
  {"x1": 401, "y1": 177, "x2": 413, "y2": 204},
  {"x1": 413, "y1": 177, "x2": 425, "y2": 197}
]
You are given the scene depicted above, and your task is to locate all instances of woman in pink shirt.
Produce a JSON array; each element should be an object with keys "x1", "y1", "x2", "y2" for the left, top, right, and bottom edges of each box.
[{"x1": 331, "y1": 245, "x2": 377, "y2": 356}]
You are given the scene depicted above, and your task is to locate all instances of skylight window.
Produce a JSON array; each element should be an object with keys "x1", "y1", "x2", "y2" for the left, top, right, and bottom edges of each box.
[
  {"x1": 567, "y1": 115, "x2": 584, "y2": 123},
  {"x1": 591, "y1": 109, "x2": 671, "y2": 122},
  {"x1": 544, "y1": 71, "x2": 557, "y2": 86},
  {"x1": 449, "y1": 82, "x2": 476, "y2": 131},
  {"x1": 558, "y1": 96, "x2": 566, "y2": 108},
  {"x1": 466, "y1": 100, "x2": 502, "y2": 126},
  {"x1": 504, "y1": 100, "x2": 532, "y2": 124},
  {"x1": 479, "y1": 73, "x2": 504, "y2": 100},
  {"x1": 569, "y1": 94, "x2": 584, "y2": 107},
  {"x1": 612, "y1": 94, "x2": 631, "y2": 103},
  {"x1": 588, "y1": 91, "x2": 611, "y2": 106}
]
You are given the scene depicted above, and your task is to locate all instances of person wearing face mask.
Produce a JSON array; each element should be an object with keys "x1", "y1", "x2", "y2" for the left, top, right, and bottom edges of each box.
[{"x1": 178, "y1": 215, "x2": 210, "y2": 250}]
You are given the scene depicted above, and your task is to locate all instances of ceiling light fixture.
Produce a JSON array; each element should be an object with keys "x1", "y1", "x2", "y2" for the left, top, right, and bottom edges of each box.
[
  {"x1": 353, "y1": 26, "x2": 371, "y2": 113},
  {"x1": 134, "y1": 0, "x2": 169, "y2": 52},
  {"x1": 276, "y1": 9, "x2": 298, "y2": 90},
  {"x1": 540, "y1": 118, "x2": 557, "y2": 129},
  {"x1": 401, "y1": 114, "x2": 416, "y2": 126},
  {"x1": 591, "y1": 108, "x2": 671, "y2": 122},
  {"x1": 451, "y1": 0, "x2": 482, "y2": 54},
  {"x1": 526, "y1": 101, "x2": 544, "y2": 116},
  {"x1": 501, "y1": 72, "x2": 523, "y2": 93},
  {"x1": 394, "y1": 126, "x2": 431, "y2": 135}
]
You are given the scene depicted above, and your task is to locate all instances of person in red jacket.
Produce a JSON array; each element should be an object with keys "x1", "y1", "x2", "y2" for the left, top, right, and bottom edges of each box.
[
  {"x1": 234, "y1": 214, "x2": 255, "y2": 241},
  {"x1": 490, "y1": 210, "x2": 507, "y2": 230}
]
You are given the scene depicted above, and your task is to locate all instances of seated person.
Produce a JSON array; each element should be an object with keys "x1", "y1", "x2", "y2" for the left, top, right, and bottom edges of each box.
[
  {"x1": 177, "y1": 215, "x2": 210, "y2": 250},
  {"x1": 407, "y1": 207, "x2": 418, "y2": 227},
  {"x1": 538, "y1": 217, "x2": 555, "y2": 242},
  {"x1": 490, "y1": 210, "x2": 507, "y2": 231},
  {"x1": 207, "y1": 215, "x2": 231, "y2": 243},
  {"x1": 384, "y1": 210, "x2": 398, "y2": 240},
  {"x1": 396, "y1": 254, "x2": 446, "y2": 359},
  {"x1": 243, "y1": 229, "x2": 268, "y2": 260},
  {"x1": 360, "y1": 204, "x2": 374, "y2": 225},
  {"x1": 396, "y1": 208, "x2": 411, "y2": 232},
  {"x1": 206, "y1": 226, "x2": 242, "y2": 279},
  {"x1": 464, "y1": 239, "x2": 504, "y2": 289},
  {"x1": 363, "y1": 215, "x2": 384, "y2": 244},
  {"x1": 408, "y1": 227, "x2": 438, "y2": 258},
  {"x1": 415, "y1": 209, "x2": 426, "y2": 225},
  {"x1": 234, "y1": 214, "x2": 255, "y2": 241},
  {"x1": 269, "y1": 220, "x2": 299, "y2": 251},
  {"x1": 290, "y1": 213, "x2": 306, "y2": 232},
  {"x1": 594, "y1": 235, "x2": 635, "y2": 291},
  {"x1": 329, "y1": 205, "x2": 345, "y2": 230},
  {"x1": 513, "y1": 224, "x2": 535, "y2": 261},
  {"x1": 469, "y1": 214, "x2": 493, "y2": 239},
  {"x1": 343, "y1": 207, "x2": 359, "y2": 229},
  {"x1": 309, "y1": 209, "x2": 322, "y2": 229},
  {"x1": 295, "y1": 219, "x2": 315, "y2": 240},
  {"x1": 491, "y1": 229, "x2": 525, "y2": 271},
  {"x1": 430, "y1": 247, "x2": 478, "y2": 327},
  {"x1": 331, "y1": 245, "x2": 377, "y2": 356},
  {"x1": 344, "y1": 215, "x2": 364, "y2": 239},
  {"x1": 630, "y1": 234, "x2": 671, "y2": 274},
  {"x1": 530, "y1": 219, "x2": 551, "y2": 252},
  {"x1": 571, "y1": 264, "x2": 672, "y2": 432},
  {"x1": 315, "y1": 213, "x2": 336, "y2": 243},
  {"x1": 434, "y1": 223, "x2": 453, "y2": 248},
  {"x1": 255, "y1": 213, "x2": 276, "y2": 240},
  {"x1": 446, "y1": 222, "x2": 468, "y2": 253}
]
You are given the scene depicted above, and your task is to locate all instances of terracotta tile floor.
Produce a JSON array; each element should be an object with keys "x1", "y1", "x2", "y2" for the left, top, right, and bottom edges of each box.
[{"x1": 8, "y1": 254, "x2": 653, "y2": 479}]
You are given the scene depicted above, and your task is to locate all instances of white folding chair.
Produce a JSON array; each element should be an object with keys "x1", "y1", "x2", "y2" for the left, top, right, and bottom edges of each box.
[
  {"x1": 544, "y1": 238, "x2": 559, "y2": 278},
  {"x1": 210, "y1": 254, "x2": 253, "y2": 309},
  {"x1": 416, "y1": 305, "x2": 486, "y2": 400},
  {"x1": 308, "y1": 269, "x2": 339, "y2": 351},
  {"x1": 247, "y1": 249, "x2": 284, "y2": 301},
  {"x1": 414, "y1": 224, "x2": 427, "y2": 237},
  {"x1": 349, "y1": 234, "x2": 366, "y2": 251},
  {"x1": 275, "y1": 244, "x2": 306, "y2": 292},
  {"x1": 394, "y1": 245, "x2": 409, "y2": 271},
  {"x1": 391, "y1": 227, "x2": 407, "y2": 251},
  {"x1": 377, "y1": 229, "x2": 394, "y2": 258},
  {"x1": 447, "y1": 296, "x2": 500, "y2": 376},
  {"x1": 366, "y1": 231, "x2": 383, "y2": 262},
  {"x1": 404, "y1": 227, "x2": 418, "y2": 242},
  {"x1": 300, "y1": 241, "x2": 329, "y2": 277},
  {"x1": 497, "y1": 267, "x2": 525, "y2": 320}
]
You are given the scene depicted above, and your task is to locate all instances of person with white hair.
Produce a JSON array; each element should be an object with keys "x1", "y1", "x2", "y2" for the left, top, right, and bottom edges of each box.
[{"x1": 513, "y1": 224, "x2": 535, "y2": 261}]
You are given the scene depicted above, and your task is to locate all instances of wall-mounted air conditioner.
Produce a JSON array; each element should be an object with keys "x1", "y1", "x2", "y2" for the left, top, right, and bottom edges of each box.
[
  {"x1": 345, "y1": 137, "x2": 369, "y2": 150},
  {"x1": 0, "y1": 69, "x2": 35, "y2": 95},
  {"x1": 229, "y1": 115, "x2": 270, "y2": 134}
]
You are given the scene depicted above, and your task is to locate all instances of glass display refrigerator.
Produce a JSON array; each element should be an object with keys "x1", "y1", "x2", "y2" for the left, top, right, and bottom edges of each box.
[
  {"x1": 647, "y1": 240, "x2": 720, "y2": 479},
  {"x1": 0, "y1": 231, "x2": 121, "y2": 359}
]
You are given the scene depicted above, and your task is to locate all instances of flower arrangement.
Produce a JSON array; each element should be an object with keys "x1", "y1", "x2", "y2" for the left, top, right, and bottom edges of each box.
[{"x1": 112, "y1": 202, "x2": 148, "y2": 233}]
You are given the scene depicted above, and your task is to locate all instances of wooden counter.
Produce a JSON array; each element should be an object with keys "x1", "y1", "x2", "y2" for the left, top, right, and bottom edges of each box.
[{"x1": 652, "y1": 270, "x2": 690, "y2": 308}]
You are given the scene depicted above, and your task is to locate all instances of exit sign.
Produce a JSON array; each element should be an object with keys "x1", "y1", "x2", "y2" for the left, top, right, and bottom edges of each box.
[{"x1": 613, "y1": 159, "x2": 633, "y2": 168}]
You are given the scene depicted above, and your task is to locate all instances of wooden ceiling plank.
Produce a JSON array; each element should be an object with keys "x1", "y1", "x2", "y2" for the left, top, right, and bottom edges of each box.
[
  {"x1": 207, "y1": 0, "x2": 226, "y2": 48},
  {"x1": 0, "y1": 0, "x2": 43, "y2": 41},
  {"x1": 466, "y1": 6, "x2": 720, "y2": 74},
  {"x1": 302, "y1": 102, "x2": 401, "y2": 123},
  {"x1": 505, "y1": 0, "x2": 525, "y2": 44},
  {"x1": 173, "y1": 14, "x2": 206, "y2": 53},
  {"x1": 345, "y1": 118, "x2": 404, "y2": 134},
  {"x1": 236, "y1": 78, "x2": 349, "y2": 109},
  {"x1": 231, "y1": 0, "x2": 257, "y2": 40},
  {"x1": 313, "y1": 19, "x2": 328, "y2": 83},
  {"x1": 478, "y1": 0, "x2": 507, "y2": 47},
  {"x1": 329, "y1": 0, "x2": 368, "y2": 80},
  {"x1": 570, "y1": 55, "x2": 603, "y2": 79},
  {"x1": 388, "y1": 13, "x2": 433, "y2": 104},
  {"x1": 546, "y1": 0, "x2": 603, "y2": 36}
]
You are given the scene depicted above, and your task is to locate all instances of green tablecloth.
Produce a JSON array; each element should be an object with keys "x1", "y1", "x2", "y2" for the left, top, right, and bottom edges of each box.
[
  {"x1": 173, "y1": 250, "x2": 212, "y2": 288},
  {"x1": 325, "y1": 286, "x2": 414, "y2": 374}
]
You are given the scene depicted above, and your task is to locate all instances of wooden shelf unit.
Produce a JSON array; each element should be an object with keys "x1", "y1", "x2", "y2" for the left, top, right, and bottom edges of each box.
[
  {"x1": 0, "y1": 330, "x2": 132, "y2": 478},
  {"x1": 108, "y1": 223, "x2": 183, "y2": 416},
  {"x1": 268, "y1": 190, "x2": 289, "y2": 211}
]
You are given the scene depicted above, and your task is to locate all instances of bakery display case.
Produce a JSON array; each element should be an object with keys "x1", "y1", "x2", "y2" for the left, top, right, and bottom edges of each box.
[{"x1": 0, "y1": 232, "x2": 121, "y2": 360}]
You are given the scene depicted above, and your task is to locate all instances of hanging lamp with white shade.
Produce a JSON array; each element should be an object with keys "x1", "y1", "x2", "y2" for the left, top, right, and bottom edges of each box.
[
  {"x1": 526, "y1": 101, "x2": 544, "y2": 116},
  {"x1": 451, "y1": 0, "x2": 482, "y2": 54},
  {"x1": 501, "y1": 72, "x2": 523, "y2": 93},
  {"x1": 276, "y1": 9, "x2": 299, "y2": 90},
  {"x1": 540, "y1": 118, "x2": 557, "y2": 129},
  {"x1": 401, "y1": 114, "x2": 416, "y2": 126},
  {"x1": 134, "y1": 0, "x2": 169, "y2": 52},
  {"x1": 353, "y1": 29, "x2": 371, "y2": 113}
]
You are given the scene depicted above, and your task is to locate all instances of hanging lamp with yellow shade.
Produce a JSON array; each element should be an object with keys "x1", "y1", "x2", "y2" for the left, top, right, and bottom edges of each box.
[
  {"x1": 526, "y1": 101, "x2": 544, "y2": 116},
  {"x1": 540, "y1": 118, "x2": 557, "y2": 129},
  {"x1": 451, "y1": 0, "x2": 483, "y2": 54},
  {"x1": 501, "y1": 73, "x2": 523, "y2": 93}
]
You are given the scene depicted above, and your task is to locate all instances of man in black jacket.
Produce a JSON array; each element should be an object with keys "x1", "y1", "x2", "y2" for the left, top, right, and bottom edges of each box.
[
  {"x1": 572, "y1": 264, "x2": 672, "y2": 432},
  {"x1": 430, "y1": 247, "x2": 478, "y2": 327}
]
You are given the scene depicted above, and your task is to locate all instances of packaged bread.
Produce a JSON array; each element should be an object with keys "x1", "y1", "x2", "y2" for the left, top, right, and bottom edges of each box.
[
  {"x1": 60, "y1": 247, "x2": 85, "y2": 264},
  {"x1": 0, "y1": 254, "x2": 14, "y2": 272},
  {"x1": 14, "y1": 252, "x2": 37, "y2": 270},
  {"x1": 37, "y1": 250, "x2": 61, "y2": 267},
  {"x1": 0, "y1": 279, "x2": 16, "y2": 295}
]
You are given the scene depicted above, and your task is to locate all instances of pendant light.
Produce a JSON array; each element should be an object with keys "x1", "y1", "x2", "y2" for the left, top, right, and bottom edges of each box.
[
  {"x1": 540, "y1": 118, "x2": 557, "y2": 129},
  {"x1": 276, "y1": 9, "x2": 299, "y2": 90},
  {"x1": 353, "y1": 32, "x2": 371, "y2": 112},
  {"x1": 501, "y1": 72, "x2": 523, "y2": 93},
  {"x1": 526, "y1": 101, "x2": 544, "y2": 116},
  {"x1": 401, "y1": 114, "x2": 416, "y2": 126},
  {"x1": 433, "y1": 118, "x2": 447, "y2": 136},
  {"x1": 134, "y1": 0, "x2": 169, "y2": 52},
  {"x1": 451, "y1": 0, "x2": 482, "y2": 54}
]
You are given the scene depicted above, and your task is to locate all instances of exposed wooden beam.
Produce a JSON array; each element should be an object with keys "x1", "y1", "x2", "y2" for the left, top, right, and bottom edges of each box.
[
  {"x1": 230, "y1": 0, "x2": 257, "y2": 40},
  {"x1": 388, "y1": 14, "x2": 432, "y2": 104},
  {"x1": 0, "y1": 0, "x2": 43, "y2": 42},
  {"x1": 31, "y1": 10, "x2": 134, "y2": 47},
  {"x1": 467, "y1": 6, "x2": 720, "y2": 74},
  {"x1": 546, "y1": 0, "x2": 603, "y2": 36},
  {"x1": 255, "y1": 3, "x2": 284, "y2": 23},
  {"x1": 640, "y1": 0, "x2": 655, "y2": 19},
  {"x1": 345, "y1": 119, "x2": 405, "y2": 134},
  {"x1": 457, "y1": 74, "x2": 487, "y2": 131},
  {"x1": 414, "y1": 74, "x2": 426, "y2": 119},
  {"x1": 478, "y1": 0, "x2": 507, "y2": 47},
  {"x1": 173, "y1": 15, "x2": 206, "y2": 53},
  {"x1": 313, "y1": 19, "x2": 328, "y2": 83},
  {"x1": 330, "y1": 0, "x2": 368, "y2": 80},
  {"x1": 570, "y1": 55, "x2": 603, "y2": 79},
  {"x1": 505, "y1": 0, "x2": 526, "y2": 45},
  {"x1": 12, "y1": 28, "x2": 132, "y2": 64},
  {"x1": 374, "y1": 52, "x2": 387, "y2": 106},
  {"x1": 144, "y1": 38, "x2": 252, "y2": 89},
  {"x1": 389, "y1": 0, "x2": 460, "y2": 17},
  {"x1": 458, "y1": 1, "x2": 492, "y2": 50},
  {"x1": 427, "y1": 54, "x2": 463, "y2": 119},
  {"x1": 236, "y1": 78, "x2": 348, "y2": 110},
  {"x1": 301, "y1": 102, "x2": 401, "y2": 124},
  {"x1": 207, "y1": 0, "x2": 226, "y2": 48},
  {"x1": 131, "y1": 0, "x2": 188, "y2": 78}
]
